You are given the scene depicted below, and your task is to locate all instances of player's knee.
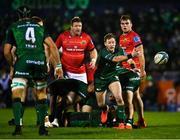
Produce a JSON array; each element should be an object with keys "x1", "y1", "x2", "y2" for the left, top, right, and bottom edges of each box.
[
  {"x1": 36, "y1": 89, "x2": 47, "y2": 100},
  {"x1": 97, "y1": 102, "x2": 105, "y2": 108},
  {"x1": 115, "y1": 96, "x2": 124, "y2": 106},
  {"x1": 35, "y1": 81, "x2": 47, "y2": 100}
]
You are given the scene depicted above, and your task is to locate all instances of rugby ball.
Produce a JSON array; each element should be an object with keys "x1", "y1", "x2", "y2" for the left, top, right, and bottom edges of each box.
[{"x1": 154, "y1": 51, "x2": 169, "y2": 64}]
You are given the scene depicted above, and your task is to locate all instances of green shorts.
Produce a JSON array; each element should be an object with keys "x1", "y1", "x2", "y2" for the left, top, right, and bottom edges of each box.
[
  {"x1": 119, "y1": 71, "x2": 140, "y2": 92},
  {"x1": 14, "y1": 56, "x2": 47, "y2": 80},
  {"x1": 94, "y1": 75, "x2": 119, "y2": 92}
]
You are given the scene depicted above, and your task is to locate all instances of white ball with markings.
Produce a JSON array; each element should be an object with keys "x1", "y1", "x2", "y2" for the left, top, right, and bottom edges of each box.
[{"x1": 154, "y1": 51, "x2": 169, "y2": 64}]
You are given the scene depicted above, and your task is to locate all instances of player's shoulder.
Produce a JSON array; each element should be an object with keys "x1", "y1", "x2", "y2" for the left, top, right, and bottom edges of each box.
[
  {"x1": 60, "y1": 30, "x2": 70, "y2": 36},
  {"x1": 81, "y1": 32, "x2": 91, "y2": 39},
  {"x1": 57, "y1": 30, "x2": 70, "y2": 39},
  {"x1": 130, "y1": 30, "x2": 140, "y2": 37}
]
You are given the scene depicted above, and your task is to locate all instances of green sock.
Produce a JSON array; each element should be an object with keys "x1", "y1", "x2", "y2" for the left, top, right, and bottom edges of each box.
[
  {"x1": 12, "y1": 99, "x2": 22, "y2": 125},
  {"x1": 37, "y1": 99, "x2": 48, "y2": 126},
  {"x1": 21, "y1": 102, "x2": 25, "y2": 118},
  {"x1": 20, "y1": 102, "x2": 25, "y2": 125},
  {"x1": 116, "y1": 105, "x2": 125, "y2": 123},
  {"x1": 35, "y1": 103, "x2": 40, "y2": 125}
]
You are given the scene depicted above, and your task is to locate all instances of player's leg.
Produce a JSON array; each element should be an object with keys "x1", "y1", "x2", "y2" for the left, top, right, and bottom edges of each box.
[
  {"x1": 82, "y1": 82, "x2": 95, "y2": 112},
  {"x1": 35, "y1": 80, "x2": 49, "y2": 135},
  {"x1": 124, "y1": 90, "x2": 134, "y2": 129},
  {"x1": 108, "y1": 81, "x2": 125, "y2": 129},
  {"x1": 133, "y1": 88, "x2": 147, "y2": 128},
  {"x1": 51, "y1": 95, "x2": 70, "y2": 127},
  {"x1": 95, "y1": 90, "x2": 108, "y2": 124},
  {"x1": 11, "y1": 78, "x2": 27, "y2": 135},
  {"x1": 124, "y1": 71, "x2": 140, "y2": 129}
]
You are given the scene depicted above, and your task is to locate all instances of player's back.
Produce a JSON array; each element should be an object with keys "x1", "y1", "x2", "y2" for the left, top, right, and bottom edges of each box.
[{"x1": 10, "y1": 19, "x2": 46, "y2": 59}]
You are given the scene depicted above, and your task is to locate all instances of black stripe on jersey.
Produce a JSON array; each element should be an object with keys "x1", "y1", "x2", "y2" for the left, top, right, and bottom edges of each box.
[{"x1": 134, "y1": 43, "x2": 142, "y2": 48}]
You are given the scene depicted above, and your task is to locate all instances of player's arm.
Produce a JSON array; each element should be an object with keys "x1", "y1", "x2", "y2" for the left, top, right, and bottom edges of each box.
[
  {"x1": 44, "y1": 36, "x2": 64, "y2": 79},
  {"x1": 4, "y1": 28, "x2": 15, "y2": 67},
  {"x1": 4, "y1": 43, "x2": 13, "y2": 66},
  {"x1": 113, "y1": 49, "x2": 140, "y2": 62},
  {"x1": 89, "y1": 48, "x2": 98, "y2": 69},
  {"x1": 135, "y1": 44, "x2": 146, "y2": 78}
]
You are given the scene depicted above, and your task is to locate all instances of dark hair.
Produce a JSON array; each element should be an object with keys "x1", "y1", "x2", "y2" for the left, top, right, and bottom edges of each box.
[
  {"x1": 104, "y1": 33, "x2": 116, "y2": 42},
  {"x1": 120, "y1": 14, "x2": 132, "y2": 22},
  {"x1": 17, "y1": 5, "x2": 31, "y2": 19},
  {"x1": 32, "y1": 16, "x2": 43, "y2": 23},
  {"x1": 71, "y1": 16, "x2": 82, "y2": 25}
]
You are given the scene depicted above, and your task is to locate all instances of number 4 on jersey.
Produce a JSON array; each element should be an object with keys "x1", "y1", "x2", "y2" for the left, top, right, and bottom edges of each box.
[{"x1": 25, "y1": 27, "x2": 36, "y2": 43}]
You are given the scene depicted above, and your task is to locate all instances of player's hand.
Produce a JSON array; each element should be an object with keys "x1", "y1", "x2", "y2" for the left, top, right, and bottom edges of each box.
[
  {"x1": 54, "y1": 67, "x2": 64, "y2": 79},
  {"x1": 140, "y1": 70, "x2": 146, "y2": 81},
  {"x1": 54, "y1": 64, "x2": 64, "y2": 79},
  {"x1": 88, "y1": 59, "x2": 96, "y2": 69},
  {"x1": 87, "y1": 82, "x2": 95, "y2": 93},
  {"x1": 132, "y1": 49, "x2": 141, "y2": 57}
]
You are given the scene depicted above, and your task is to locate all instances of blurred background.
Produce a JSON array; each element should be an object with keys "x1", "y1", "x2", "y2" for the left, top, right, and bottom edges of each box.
[{"x1": 0, "y1": 0, "x2": 180, "y2": 112}]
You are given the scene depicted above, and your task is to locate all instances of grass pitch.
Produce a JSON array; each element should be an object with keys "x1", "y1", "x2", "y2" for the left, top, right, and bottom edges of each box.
[{"x1": 0, "y1": 108, "x2": 180, "y2": 139}]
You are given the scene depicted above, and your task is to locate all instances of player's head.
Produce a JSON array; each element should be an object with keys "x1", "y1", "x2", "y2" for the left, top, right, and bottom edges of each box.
[
  {"x1": 70, "y1": 16, "x2": 82, "y2": 36},
  {"x1": 104, "y1": 33, "x2": 116, "y2": 53},
  {"x1": 120, "y1": 14, "x2": 132, "y2": 33},
  {"x1": 17, "y1": 5, "x2": 31, "y2": 19},
  {"x1": 32, "y1": 16, "x2": 43, "y2": 26}
]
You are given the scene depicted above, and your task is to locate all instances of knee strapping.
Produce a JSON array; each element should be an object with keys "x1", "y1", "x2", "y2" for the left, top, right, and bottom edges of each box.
[
  {"x1": 35, "y1": 81, "x2": 47, "y2": 90},
  {"x1": 11, "y1": 78, "x2": 27, "y2": 91}
]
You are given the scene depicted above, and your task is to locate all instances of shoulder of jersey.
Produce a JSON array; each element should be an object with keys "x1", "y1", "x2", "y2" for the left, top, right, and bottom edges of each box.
[
  {"x1": 81, "y1": 32, "x2": 90, "y2": 38},
  {"x1": 130, "y1": 30, "x2": 139, "y2": 36},
  {"x1": 62, "y1": 31, "x2": 70, "y2": 36}
]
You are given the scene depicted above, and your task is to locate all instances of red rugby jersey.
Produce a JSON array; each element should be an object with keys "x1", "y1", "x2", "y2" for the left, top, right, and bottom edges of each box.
[
  {"x1": 56, "y1": 31, "x2": 95, "y2": 73},
  {"x1": 119, "y1": 30, "x2": 142, "y2": 69}
]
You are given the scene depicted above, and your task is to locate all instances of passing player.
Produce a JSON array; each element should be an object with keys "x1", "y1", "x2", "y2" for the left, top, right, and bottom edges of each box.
[{"x1": 94, "y1": 33, "x2": 140, "y2": 129}]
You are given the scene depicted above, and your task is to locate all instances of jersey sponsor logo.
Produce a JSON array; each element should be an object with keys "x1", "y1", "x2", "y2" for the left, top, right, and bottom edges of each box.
[
  {"x1": 129, "y1": 77, "x2": 140, "y2": 81},
  {"x1": 133, "y1": 36, "x2": 140, "y2": 43},
  {"x1": 66, "y1": 47, "x2": 84, "y2": 52},
  {"x1": 15, "y1": 71, "x2": 29, "y2": 75},
  {"x1": 26, "y1": 60, "x2": 45, "y2": 65}
]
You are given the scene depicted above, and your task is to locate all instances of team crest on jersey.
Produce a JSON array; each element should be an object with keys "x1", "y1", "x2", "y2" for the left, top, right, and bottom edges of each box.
[{"x1": 81, "y1": 40, "x2": 86, "y2": 44}]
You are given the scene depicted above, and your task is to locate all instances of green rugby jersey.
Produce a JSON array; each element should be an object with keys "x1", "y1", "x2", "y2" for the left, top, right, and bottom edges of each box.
[
  {"x1": 5, "y1": 19, "x2": 48, "y2": 60},
  {"x1": 95, "y1": 47, "x2": 125, "y2": 79}
]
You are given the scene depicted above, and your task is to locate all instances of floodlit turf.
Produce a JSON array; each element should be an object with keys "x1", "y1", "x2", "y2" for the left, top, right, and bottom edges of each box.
[{"x1": 0, "y1": 108, "x2": 180, "y2": 139}]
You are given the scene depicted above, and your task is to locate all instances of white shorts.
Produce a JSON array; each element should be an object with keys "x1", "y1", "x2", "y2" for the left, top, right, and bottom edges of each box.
[{"x1": 65, "y1": 71, "x2": 87, "y2": 84}]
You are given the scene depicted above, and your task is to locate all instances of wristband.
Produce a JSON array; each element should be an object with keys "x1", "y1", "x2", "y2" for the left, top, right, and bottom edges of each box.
[
  {"x1": 127, "y1": 54, "x2": 132, "y2": 59},
  {"x1": 56, "y1": 63, "x2": 62, "y2": 68}
]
